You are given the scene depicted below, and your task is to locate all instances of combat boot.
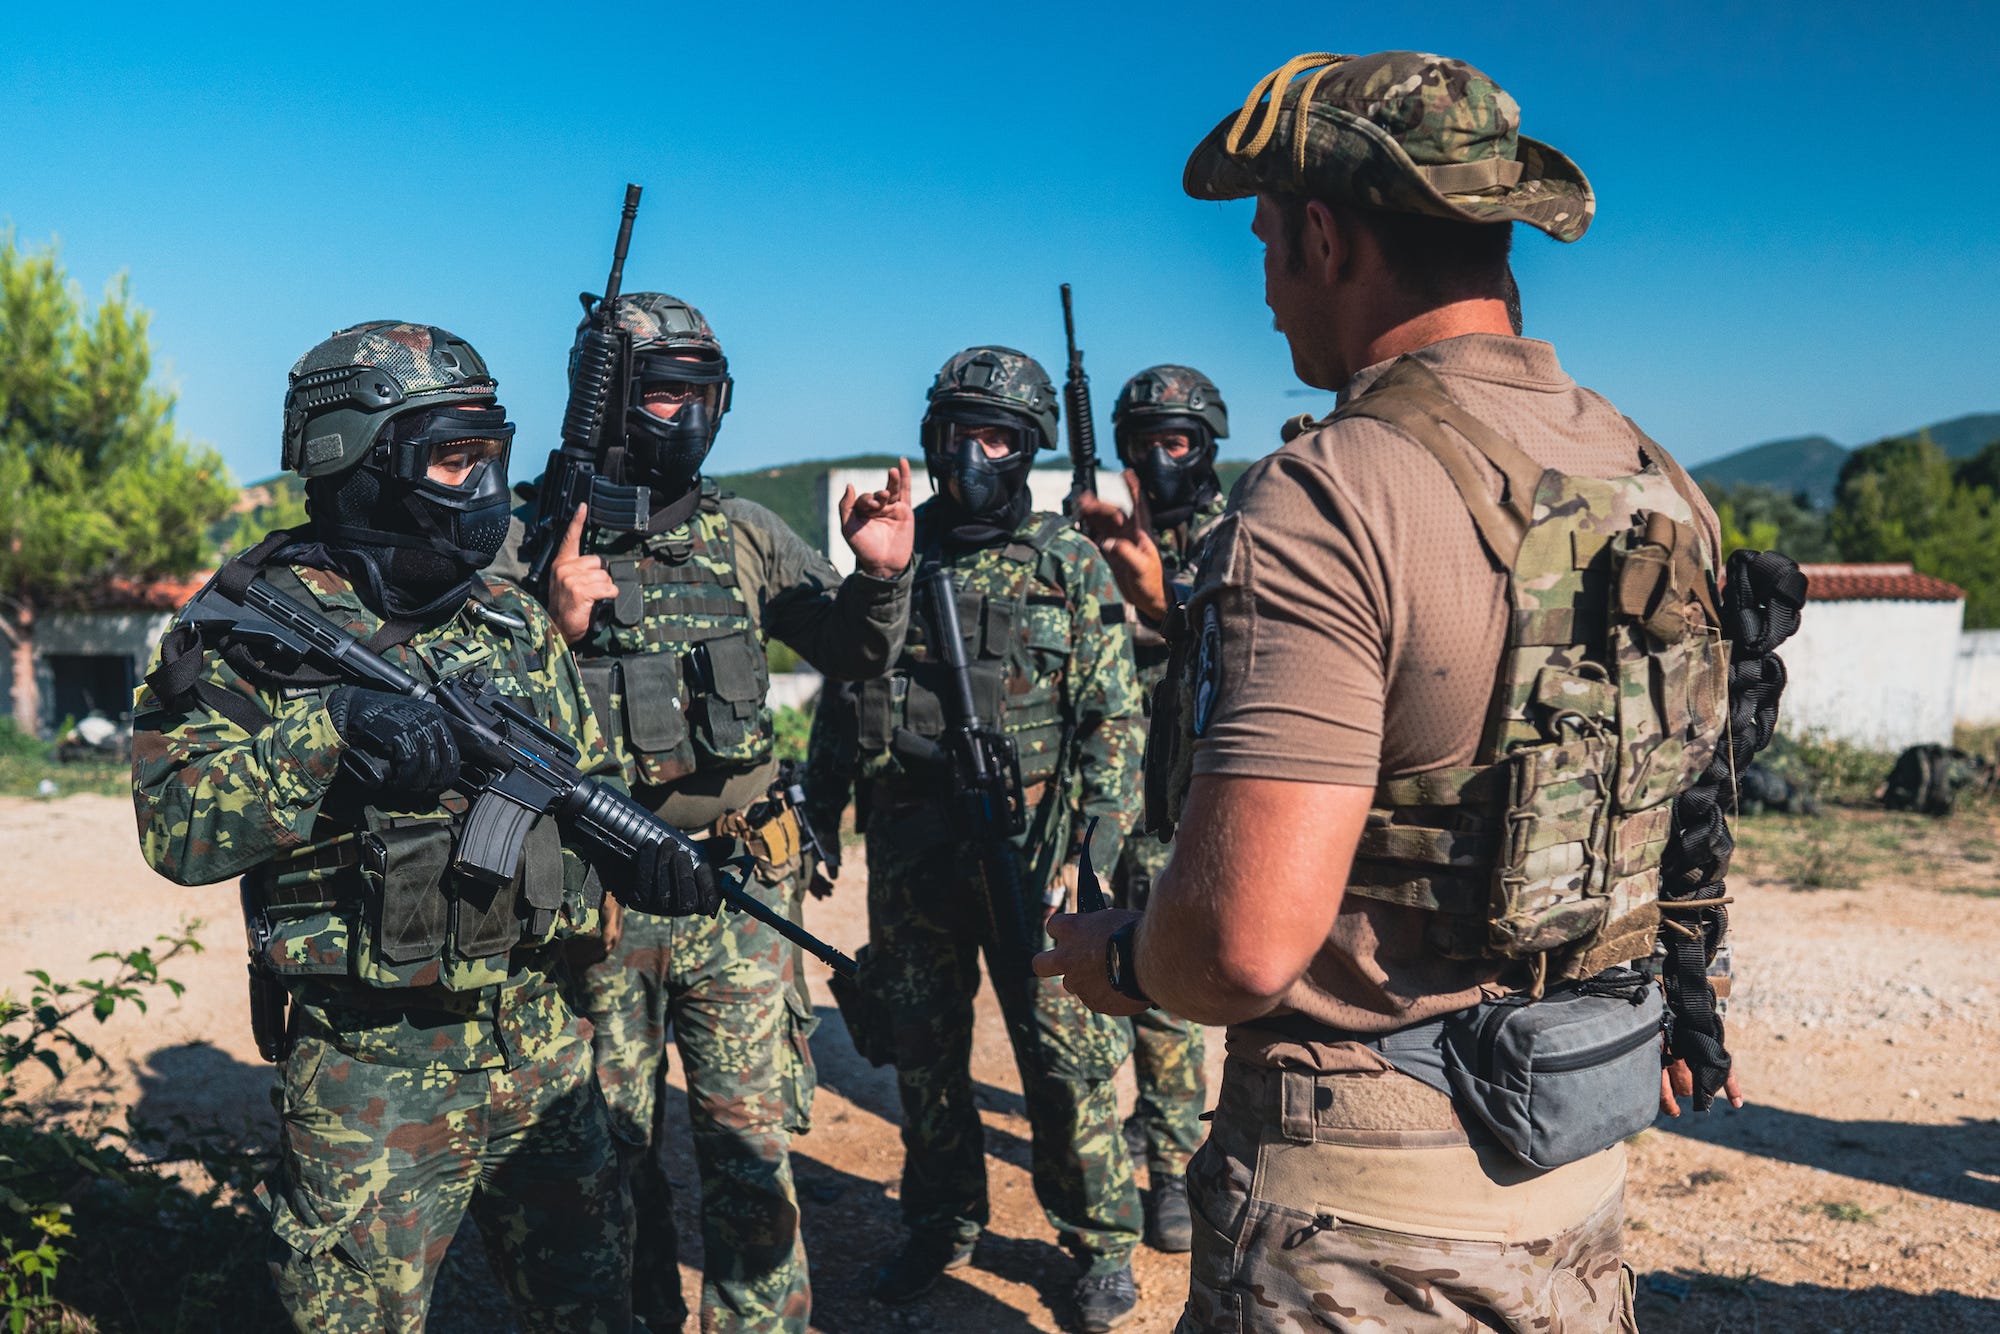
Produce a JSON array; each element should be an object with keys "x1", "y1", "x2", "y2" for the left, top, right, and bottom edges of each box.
[
  {"x1": 1073, "y1": 1263, "x2": 1138, "y2": 1332},
  {"x1": 1146, "y1": 1174, "x2": 1193, "y2": 1253},
  {"x1": 872, "y1": 1233, "x2": 976, "y2": 1303}
]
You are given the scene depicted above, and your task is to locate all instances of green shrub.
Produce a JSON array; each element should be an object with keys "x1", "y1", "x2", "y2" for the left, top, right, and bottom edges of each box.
[{"x1": 0, "y1": 925, "x2": 282, "y2": 1332}]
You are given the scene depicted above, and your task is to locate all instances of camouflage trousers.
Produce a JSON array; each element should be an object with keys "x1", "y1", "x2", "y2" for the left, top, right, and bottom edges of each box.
[
  {"x1": 1177, "y1": 1058, "x2": 1637, "y2": 1333},
  {"x1": 866, "y1": 832, "x2": 1142, "y2": 1271},
  {"x1": 575, "y1": 870, "x2": 817, "y2": 1333},
  {"x1": 258, "y1": 1021, "x2": 629, "y2": 1333},
  {"x1": 1112, "y1": 836, "x2": 1207, "y2": 1180}
]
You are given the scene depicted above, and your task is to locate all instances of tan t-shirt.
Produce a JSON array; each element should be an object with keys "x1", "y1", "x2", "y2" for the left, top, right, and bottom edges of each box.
[{"x1": 1186, "y1": 334, "x2": 1719, "y2": 1068}]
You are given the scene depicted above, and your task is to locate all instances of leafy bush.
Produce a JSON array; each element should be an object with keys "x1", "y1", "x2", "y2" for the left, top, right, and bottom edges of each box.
[
  {"x1": 772, "y1": 705, "x2": 809, "y2": 765},
  {"x1": 0, "y1": 925, "x2": 282, "y2": 1332},
  {"x1": 1757, "y1": 731, "x2": 1892, "y2": 806}
]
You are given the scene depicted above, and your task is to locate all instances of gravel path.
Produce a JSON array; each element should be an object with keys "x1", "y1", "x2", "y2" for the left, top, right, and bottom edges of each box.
[{"x1": 5, "y1": 794, "x2": 1995, "y2": 1332}]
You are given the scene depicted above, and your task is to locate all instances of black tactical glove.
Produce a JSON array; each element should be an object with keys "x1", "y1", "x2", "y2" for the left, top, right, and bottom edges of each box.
[
  {"x1": 807, "y1": 853, "x2": 841, "y2": 901},
  {"x1": 325, "y1": 686, "x2": 461, "y2": 804},
  {"x1": 617, "y1": 837, "x2": 723, "y2": 918}
]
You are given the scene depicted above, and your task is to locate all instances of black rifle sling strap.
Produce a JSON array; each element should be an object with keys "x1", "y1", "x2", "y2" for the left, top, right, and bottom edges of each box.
[{"x1": 146, "y1": 529, "x2": 434, "y2": 735}]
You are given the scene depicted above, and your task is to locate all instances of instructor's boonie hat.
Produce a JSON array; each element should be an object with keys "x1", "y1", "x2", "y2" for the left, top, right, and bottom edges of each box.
[{"x1": 1183, "y1": 51, "x2": 1594, "y2": 242}]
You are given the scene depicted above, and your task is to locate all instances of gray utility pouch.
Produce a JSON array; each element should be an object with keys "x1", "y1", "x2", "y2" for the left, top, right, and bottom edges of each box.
[{"x1": 1441, "y1": 967, "x2": 1665, "y2": 1170}]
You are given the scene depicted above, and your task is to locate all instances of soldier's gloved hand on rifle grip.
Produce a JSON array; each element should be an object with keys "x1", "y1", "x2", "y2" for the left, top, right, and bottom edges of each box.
[
  {"x1": 618, "y1": 838, "x2": 723, "y2": 917},
  {"x1": 325, "y1": 687, "x2": 461, "y2": 803}
]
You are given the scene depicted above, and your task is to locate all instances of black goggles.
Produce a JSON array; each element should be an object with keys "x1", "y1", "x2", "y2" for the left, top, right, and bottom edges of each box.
[{"x1": 384, "y1": 405, "x2": 515, "y2": 488}]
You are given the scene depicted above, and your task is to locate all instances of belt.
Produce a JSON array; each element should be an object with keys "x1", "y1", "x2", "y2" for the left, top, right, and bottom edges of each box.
[{"x1": 1252, "y1": 1010, "x2": 1460, "y2": 1099}]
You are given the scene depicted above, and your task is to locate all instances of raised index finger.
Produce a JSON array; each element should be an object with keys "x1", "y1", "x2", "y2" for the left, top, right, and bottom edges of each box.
[{"x1": 559, "y1": 502, "x2": 589, "y2": 560}]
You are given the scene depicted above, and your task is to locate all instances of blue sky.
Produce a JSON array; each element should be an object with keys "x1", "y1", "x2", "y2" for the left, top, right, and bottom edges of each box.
[{"x1": 4, "y1": 1, "x2": 1995, "y2": 485}]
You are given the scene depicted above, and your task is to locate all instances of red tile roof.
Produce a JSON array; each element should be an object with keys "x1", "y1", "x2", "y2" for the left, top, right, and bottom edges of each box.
[
  {"x1": 1796, "y1": 563, "x2": 1964, "y2": 603},
  {"x1": 101, "y1": 572, "x2": 213, "y2": 611}
]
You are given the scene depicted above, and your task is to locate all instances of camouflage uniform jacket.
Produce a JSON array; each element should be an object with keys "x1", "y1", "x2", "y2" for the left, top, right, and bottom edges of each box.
[
  {"x1": 132, "y1": 563, "x2": 618, "y2": 1071},
  {"x1": 806, "y1": 501, "x2": 1143, "y2": 882},
  {"x1": 498, "y1": 479, "x2": 911, "y2": 833},
  {"x1": 1131, "y1": 490, "x2": 1230, "y2": 694}
]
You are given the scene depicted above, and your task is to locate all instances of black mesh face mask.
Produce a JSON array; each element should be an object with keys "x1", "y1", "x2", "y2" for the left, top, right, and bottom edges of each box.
[
  {"x1": 922, "y1": 406, "x2": 1037, "y2": 524},
  {"x1": 624, "y1": 351, "x2": 731, "y2": 497},
  {"x1": 308, "y1": 404, "x2": 515, "y2": 616},
  {"x1": 1118, "y1": 414, "x2": 1217, "y2": 519}
]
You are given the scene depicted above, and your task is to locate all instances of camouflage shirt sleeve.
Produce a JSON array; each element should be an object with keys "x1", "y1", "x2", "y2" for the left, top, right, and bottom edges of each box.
[
  {"x1": 800, "y1": 679, "x2": 857, "y2": 843},
  {"x1": 130, "y1": 631, "x2": 344, "y2": 887},
  {"x1": 1051, "y1": 530, "x2": 1144, "y2": 870},
  {"x1": 723, "y1": 497, "x2": 912, "y2": 681},
  {"x1": 482, "y1": 577, "x2": 624, "y2": 791}
]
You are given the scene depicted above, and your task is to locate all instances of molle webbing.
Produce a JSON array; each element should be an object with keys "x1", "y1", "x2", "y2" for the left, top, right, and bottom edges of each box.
[{"x1": 1328, "y1": 356, "x2": 1726, "y2": 981}]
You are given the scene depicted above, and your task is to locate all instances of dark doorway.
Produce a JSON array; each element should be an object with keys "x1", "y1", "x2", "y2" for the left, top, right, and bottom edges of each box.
[{"x1": 46, "y1": 653, "x2": 136, "y2": 725}]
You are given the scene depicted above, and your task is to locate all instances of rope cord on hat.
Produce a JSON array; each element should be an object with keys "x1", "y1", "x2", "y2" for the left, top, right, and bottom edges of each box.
[
  {"x1": 1224, "y1": 53, "x2": 1352, "y2": 183},
  {"x1": 1658, "y1": 549, "x2": 1806, "y2": 1110}
]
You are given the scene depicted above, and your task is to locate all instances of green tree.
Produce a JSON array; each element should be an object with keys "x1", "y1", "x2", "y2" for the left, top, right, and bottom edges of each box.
[
  {"x1": 1831, "y1": 433, "x2": 2000, "y2": 627},
  {"x1": 1701, "y1": 481, "x2": 1838, "y2": 562},
  {"x1": 0, "y1": 232, "x2": 234, "y2": 731}
]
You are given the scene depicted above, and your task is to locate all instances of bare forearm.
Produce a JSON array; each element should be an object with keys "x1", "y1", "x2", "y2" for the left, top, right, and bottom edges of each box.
[{"x1": 1132, "y1": 773, "x2": 1371, "y2": 1025}]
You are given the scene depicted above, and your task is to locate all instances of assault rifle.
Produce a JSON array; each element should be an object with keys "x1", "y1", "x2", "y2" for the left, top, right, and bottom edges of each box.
[
  {"x1": 181, "y1": 573, "x2": 857, "y2": 979},
  {"x1": 892, "y1": 565, "x2": 1037, "y2": 967},
  {"x1": 519, "y1": 183, "x2": 653, "y2": 594},
  {"x1": 1059, "y1": 282, "x2": 1099, "y2": 515}
]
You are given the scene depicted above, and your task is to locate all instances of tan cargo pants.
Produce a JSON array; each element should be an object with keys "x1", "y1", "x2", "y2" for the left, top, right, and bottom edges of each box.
[{"x1": 1177, "y1": 1057, "x2": 1639, "y2": 1333}]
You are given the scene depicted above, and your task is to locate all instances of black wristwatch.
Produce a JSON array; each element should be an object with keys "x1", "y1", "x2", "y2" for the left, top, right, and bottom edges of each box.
[{"x1": 1106, "y1": 920, "x2": 1153, "y2": 1007}]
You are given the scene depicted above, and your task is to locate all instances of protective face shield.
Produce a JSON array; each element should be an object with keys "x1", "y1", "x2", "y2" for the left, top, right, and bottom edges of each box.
[
  {"x1": 922, "y1": 407, "x2": 1037, "y2": 520},
  {"x1": 623, "y1": 349, "x2": 732, "y2": 495},
  {"x1": 1117, "y1": 413, "x2": 1216, "y2": 515},
  {"x1": 308, "y1": 402, "x2": 517, "y2": 612}
]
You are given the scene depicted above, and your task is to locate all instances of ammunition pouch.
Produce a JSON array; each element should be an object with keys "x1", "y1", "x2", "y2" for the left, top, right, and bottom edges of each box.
[
  {"x1": 716, "y1": 800, "x2": 802, "y2": 884},
  {"x1": 580, "y1": 486, "x2": 775, "y2": 789},
  {"x1": 241, "y1": 809, "x2": 572, "y2": 994},
  {"x1": 827, "y1": 943, "x2": 895, "y2": 1068}
]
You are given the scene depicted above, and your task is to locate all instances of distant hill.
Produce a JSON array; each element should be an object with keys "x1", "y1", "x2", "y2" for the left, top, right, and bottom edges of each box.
[
  {"x1": 1923, "y1": 413, "x2": 2000, "y2": 458},
  {"x1": 1692, "y1": 411, "x2": 2000, "y2": 509},
  {"x1": 1691, "y1": 435, "x2": 1848, "y2": 508}
]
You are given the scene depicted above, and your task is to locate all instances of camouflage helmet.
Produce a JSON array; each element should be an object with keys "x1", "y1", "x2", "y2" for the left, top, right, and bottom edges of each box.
[
  {"x1": 1184, "y1": 51, "x2": 1594, "y2": 243},
  {"x1": 1112, "y1": 364, "x2": 1229, "y2": 447},
  {"x1": 924, "y1": 345, "x2": 1058, "y2": 451},
  {"x1": 282, "y1": 321, "x2": 496, "y2": 479},
  {"x1": 585, "y1": 291, "x2": 726, "y2": 360}
]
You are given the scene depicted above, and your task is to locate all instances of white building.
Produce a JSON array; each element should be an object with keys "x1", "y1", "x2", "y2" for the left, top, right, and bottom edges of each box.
[
  {"x1": 1956, "y1": 630, "x2": 2000, "y2": 728},
  {"x1": 1780, "y1": 563, "x2": 1965, "y2": 752}
]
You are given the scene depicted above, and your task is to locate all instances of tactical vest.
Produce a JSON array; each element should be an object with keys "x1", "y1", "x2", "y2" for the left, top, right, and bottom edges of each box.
[
  {"x1": 848, "y1": 515, "x2": 1071, "y2": 789},
  {"x1": 150, "y1": 548, "x2": 595, "y2": 995},
  {"x1": 1150, "y1": 359, "x2": 1727, "y2": 985},
  {"x1": 574, "y1": 481, "x2": 774, "y2": 792},
  {"x1": 1132, "y1": 496, "x2": 1227, "y2": 687}
]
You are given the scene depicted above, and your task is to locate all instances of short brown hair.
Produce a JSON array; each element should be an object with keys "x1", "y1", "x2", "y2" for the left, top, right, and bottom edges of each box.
[{"x1": 1275, "y1": 194, "x2": 1513, "y2": 309}]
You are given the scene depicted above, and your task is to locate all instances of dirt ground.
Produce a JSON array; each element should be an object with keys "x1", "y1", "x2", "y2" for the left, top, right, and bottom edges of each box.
[{"x1": 4, "y1": 792, "x2": 1997, "y2": 1332}]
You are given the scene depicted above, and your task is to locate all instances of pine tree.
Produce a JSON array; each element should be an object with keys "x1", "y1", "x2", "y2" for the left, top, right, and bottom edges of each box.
[{"x1": 0, "y1": 232, "x2": 234, "y2": 731}]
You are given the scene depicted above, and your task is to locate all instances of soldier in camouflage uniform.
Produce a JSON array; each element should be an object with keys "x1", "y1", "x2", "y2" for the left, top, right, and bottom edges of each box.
[
  {"x1": 132, "y1": 322, "x2": 720, "y2": 1333},
  {"x1": 1036, "y1": 53, "x2": 1736, "y2": 1333},
  {"x1": 494, "y1": 293, "x2": 914, "y2": 1333},
  {"x1": 803, "y1": 347, "x2": 1146, "y2": 1332},
  {"x1": 1074, "y1": 365, "x2": 1231, "y2": 1253}
]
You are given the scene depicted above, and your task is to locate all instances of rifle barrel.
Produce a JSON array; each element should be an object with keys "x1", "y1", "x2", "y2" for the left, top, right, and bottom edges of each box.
[{"x1": 602, "y1": 183, "x2": 643, "y2": 309}]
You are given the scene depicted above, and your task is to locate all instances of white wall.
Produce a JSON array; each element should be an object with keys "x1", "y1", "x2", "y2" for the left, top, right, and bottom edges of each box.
[
  {"x1": 1956, "y1": 630, "x2": 2000, "y2": 728},
  {"x1": 1779, "y1": 598, "x2": 1965, "y2": 751},
  {"x1": 818, "y1": 466, "x2": 1078, "y2": 575}
]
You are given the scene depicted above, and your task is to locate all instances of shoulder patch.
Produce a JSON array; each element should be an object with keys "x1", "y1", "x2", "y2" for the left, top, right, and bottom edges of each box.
[{"x1": 1192, "y1": 602, "x2": 1224, "y2": 737}]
